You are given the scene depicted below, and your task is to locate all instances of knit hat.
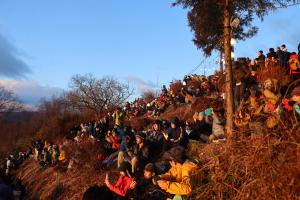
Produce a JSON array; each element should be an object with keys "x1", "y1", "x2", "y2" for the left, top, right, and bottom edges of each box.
[
  {"x1": 291, "y1": 87, "x2": 300, "y2": 97},
  {"x1": 153, "y1": 120, "x2": 161, "y2": 126},
  {"x1": 135, "y1": 132, "x2": 146, "y2": 140},
  {"x1": 162, "y1": 146, "x2": 186, "y2": 164},
  {"x1": 199, "y1": 112, "x2": 205, "y2": 116},
  {"x1": 144, "y1": 163, "x2": 155, "y2": 173}
]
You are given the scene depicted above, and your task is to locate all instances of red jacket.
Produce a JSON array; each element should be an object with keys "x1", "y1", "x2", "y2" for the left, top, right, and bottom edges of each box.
[
  {"x1": 108, "y1": 135, "x2": 121, "y2": 150},
  {"x1": 108, "y1": 175, "x2": 134, "y2": 197}
]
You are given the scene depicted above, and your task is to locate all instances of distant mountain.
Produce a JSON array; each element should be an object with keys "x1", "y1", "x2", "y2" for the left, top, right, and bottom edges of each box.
[{"x1": 0, "y1": 111, "x2": 38, "y2": 123}]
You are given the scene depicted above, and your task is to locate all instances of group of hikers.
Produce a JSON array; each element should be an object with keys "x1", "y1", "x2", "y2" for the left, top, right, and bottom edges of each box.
[{"x1": 1, "y1": 42, "x2": 300, "y2": 200}]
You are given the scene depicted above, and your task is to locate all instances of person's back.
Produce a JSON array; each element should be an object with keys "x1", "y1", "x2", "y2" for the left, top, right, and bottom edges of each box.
[
  {"x1": 209, "y1": 108, "x2": 226, "y2": 142},
  {"x1": 267, "y1": 48, "x2": 277, "y2": 59},
  {"x1": 83, "y1": 185, "x2": 114, "y2": 200},
  {"x1": 157, "y1": 159, "x2": 198, "y2": 197}
]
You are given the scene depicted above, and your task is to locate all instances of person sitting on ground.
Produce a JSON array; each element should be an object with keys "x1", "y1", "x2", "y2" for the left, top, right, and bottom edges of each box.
[
  {"x1": 106, "y1": 129, "x2": 121, "y2": 151},
  {"x1": 118, "y1": 132, "x2": 149, "y2": 174},
  {"x1": 58, "y1": 145, "x2": 67, "y2": 164},
  {"x1": 40, "y1": 148, "x2": 51, "y2": 167},
  {"x1": 288, "y1": 52, "x2": 300, "y2": 80},
  {"x1": 145, "y1": 120, "x2": 164, "y2": 155},
  {"x1": 51, "y1": 145, "x2": 59, "y2": 165},
  {"x1": 263, "y1": 79, "x2": 281, "y2": 113},
  {"x1": 209, "y1": 107, "x2": 226, "y2": 142},
  {"x1": 104, "y1": 162, "x2": 136, "y2": 200},
  {"x1": 114, "y1": 107, "x2": 125, "y2": 128},
  {"x1": 103, "y1": 135, "x2": 132, "y2": 168},
  {"x1": 133, "y1": 163, "x2": 168, "y2": 200},
  {"x1": 163, "y1": 117, "x2": 188, "y2": 151},
  {"x1": 196, "y1": 112, "x2": 212, "y2": 143},
  {"x1": 154, "y1": 153, "x2": 198, "y2": 200}
]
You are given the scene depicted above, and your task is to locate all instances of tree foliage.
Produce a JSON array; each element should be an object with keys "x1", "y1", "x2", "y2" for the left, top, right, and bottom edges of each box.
[
  {"x1": 173, "y1": 0, "x2": 295, "y2": 56},
  {"x1": 67, "y1": 74, "x2": 133, "y2": 114}
]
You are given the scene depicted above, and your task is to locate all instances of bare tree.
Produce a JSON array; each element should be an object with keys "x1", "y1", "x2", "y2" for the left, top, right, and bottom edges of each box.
[
  {"x1": 0, "y1": 86, "x2": 23, "y2": 112},
  {"x1": 142, "y1": 90, "x2": 156, "y2": 103},
  {"x1": 67, "y1": 74, "x2": 133, "y2": 114}
]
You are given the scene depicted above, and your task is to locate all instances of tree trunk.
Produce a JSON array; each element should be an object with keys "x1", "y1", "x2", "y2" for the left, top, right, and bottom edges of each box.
[
  {"x1": 220, "y1": 48, "x2": 224, "y2": 74},
  {"x1": 224, "y1": 0, "x2": 234, "y2": 137}
]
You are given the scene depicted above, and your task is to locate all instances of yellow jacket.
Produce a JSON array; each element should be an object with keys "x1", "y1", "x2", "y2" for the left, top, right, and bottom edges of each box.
[
  {"x1": 115, "y1": 111, "x2": 124, "y2": 126},
  {"x1": 159, "y1": 161, "x2": 197, "y2": 195},
  {"x1": 58, "y1": 150, "x2": 66, "y2": 162},
  {"x1": 263, "y1": 89, "x2": 280, "y2": 105}
]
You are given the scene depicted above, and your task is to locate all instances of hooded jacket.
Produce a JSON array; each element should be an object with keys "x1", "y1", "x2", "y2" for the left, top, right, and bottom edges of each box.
[
  {"x1": 158, "y1": 160, "x2": 198, "y2": 195},
  {"x1": 108, "y1": 175, "x2": 135, "y2": 197}
]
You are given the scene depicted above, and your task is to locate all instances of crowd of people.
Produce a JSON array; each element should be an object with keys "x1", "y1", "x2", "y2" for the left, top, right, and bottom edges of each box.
[{"x1": 1, "y1": 42, "x2": 300, "y2": 200}]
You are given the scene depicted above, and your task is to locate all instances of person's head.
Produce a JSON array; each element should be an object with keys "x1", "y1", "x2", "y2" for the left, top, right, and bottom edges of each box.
[
  {"x1": 152, "y1": 120, "x2": 161, "y2": 131},
  {"x1": 198, "y1": 112, "x2": 205, "y2": 121},
  {"x1": 135, "y1": 133, "x2": 145, "y2": 145},
  {"x1": 264, "y1": 79, "x2": 273, "y2": 90},
  {"x1": 143, "y1": 163, "x2": 155, "y2": 179},
  {"x1": 258, "y1": 50, "x2": 263, "y2": 55},
  {"x1": 118, "y1": 162, "x2": 132, "y2": 177},
  {"x1": 276, "y1": 46, "x2": 280, "y2": 51},
  {"x1": 169, "y1": 117, "x2": 180, "y2": 129},
  {"x1": 193, "y1": 112, "x2": 199, "y2": 122},
  {"x1": 82, "y1": 185, "x2": 114, "y2": 200},
  {"x1": 291, "y1": 87, "x2": 300, "y2": 103},
  {"x1": 124, "y1": 135, "x2": 131, "y2": 144},
  {"x1": 269, "y1": 48, "x2": 274, "y2": 52},
  {"x1": 168, "y1": 156, "x2": 183, "y2": 167},
  {"x1": 161, "y1": 120, "x2": 169, "y2": 130}
]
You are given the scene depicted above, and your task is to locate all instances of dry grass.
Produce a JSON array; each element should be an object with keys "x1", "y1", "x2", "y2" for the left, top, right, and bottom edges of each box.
[
  {"x1": 256, "y1": 62, "x2": 290, "y2": 86},
  {"x1": 188, "y1": 124, "x2": 300, "y2": 200}
]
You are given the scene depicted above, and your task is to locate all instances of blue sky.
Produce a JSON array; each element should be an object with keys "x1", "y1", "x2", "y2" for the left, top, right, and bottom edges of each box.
[{"x1": 0, "y1": 1, "x2": 299, "y2": 106}]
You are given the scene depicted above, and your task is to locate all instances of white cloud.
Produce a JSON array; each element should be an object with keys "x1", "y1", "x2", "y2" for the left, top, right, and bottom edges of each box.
[
  {"x1": 127, "y1": 76, "x2": 157, "y2": 94},
  {"x1": 0, "y1": 80, "x2": 64, "y2": 108}
]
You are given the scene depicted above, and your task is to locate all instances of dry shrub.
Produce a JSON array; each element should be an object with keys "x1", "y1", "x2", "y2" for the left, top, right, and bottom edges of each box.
[
  {"x1": 187, "y1": 78, "x2": 201, "y2": 88},
  {"x1": 64, "y1": 140, "x2": 101, "y2": 169},
  {"x1": 36, "y1": 112, "x2": 83, "y2": 142},
  {"x1": 256, "y1": 62, "x2": 291, "y2": 86},
  {"x1": 170, "y1": 81, "x2": 183, "y2": 96},
  {"x1": 191, "y1": 97, "x2": 223, "y2": 113},
  {"x1": 127, "y1": 117, "x2": 153, "y2": 131},
  {"x1": 189, "y1": 124, "x2": 300, "y2": 200}
]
